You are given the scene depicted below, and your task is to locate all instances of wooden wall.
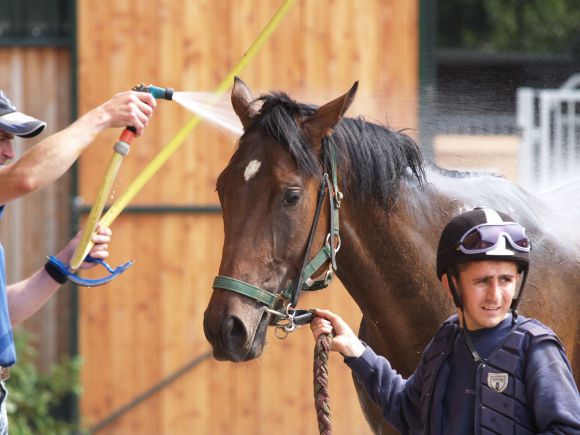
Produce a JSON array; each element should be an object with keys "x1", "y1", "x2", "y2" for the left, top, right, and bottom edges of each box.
[
  {"x1": 77, "y1": 1, "x2": 418, "y2": 433},
  {"x1": 0, "y1": 47, "x2": 73, "y2": 368}
]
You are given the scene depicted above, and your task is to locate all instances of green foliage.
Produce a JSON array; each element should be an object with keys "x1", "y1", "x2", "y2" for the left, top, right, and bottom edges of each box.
[
  {"x1": 438, "y1": 0, "x2": 580, "y2": 54},
  {"x1": 6, "y1": 328, "x2": 84, "y2": 435},
  {"x1": 486, "y1": 0, "x2": 580, "y2": 53}
]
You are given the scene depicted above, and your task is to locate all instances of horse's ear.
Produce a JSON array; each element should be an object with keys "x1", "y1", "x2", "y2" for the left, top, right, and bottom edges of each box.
[
  {"x1": 232, "y1": 76, "x2": 258, "y2": 130},
  {"x1": 304, "y1": 81, "x2": 358, "y2": 150}
]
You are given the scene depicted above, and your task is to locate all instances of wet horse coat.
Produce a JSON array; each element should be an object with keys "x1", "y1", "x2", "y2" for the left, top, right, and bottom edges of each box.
[{"x1": 204, "y1": 78, "x2": 580, "y2": 434}]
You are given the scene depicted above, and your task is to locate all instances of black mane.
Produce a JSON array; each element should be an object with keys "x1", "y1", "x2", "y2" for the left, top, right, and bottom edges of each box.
[{"x1": 250, "y1": 91, "x2": 428, "y2": 210}]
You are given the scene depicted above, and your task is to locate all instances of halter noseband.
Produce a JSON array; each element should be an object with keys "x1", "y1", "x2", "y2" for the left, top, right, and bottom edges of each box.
[{"x1": 212, "y1": 141, "x2": 342, "y2": 337}]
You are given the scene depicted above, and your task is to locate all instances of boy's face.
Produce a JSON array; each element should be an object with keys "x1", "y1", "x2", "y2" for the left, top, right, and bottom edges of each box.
[{"x1": 447, "y1": 260, "x2": 519, "y2": 330}]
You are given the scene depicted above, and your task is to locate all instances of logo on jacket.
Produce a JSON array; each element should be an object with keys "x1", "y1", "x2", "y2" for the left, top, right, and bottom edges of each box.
[{"x1": 487, "y1": 372, "x2": 509, "y2": 393}]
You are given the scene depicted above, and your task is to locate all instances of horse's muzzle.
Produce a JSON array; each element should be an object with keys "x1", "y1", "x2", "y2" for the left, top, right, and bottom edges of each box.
[{"x1": 203, "y1": 309, "x2": 269, "y2": 362}]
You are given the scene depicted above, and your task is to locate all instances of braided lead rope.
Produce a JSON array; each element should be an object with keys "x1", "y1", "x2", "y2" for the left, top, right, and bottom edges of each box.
[{"x1": 314, "y1": 333, "x2": 333, "y2": 435}]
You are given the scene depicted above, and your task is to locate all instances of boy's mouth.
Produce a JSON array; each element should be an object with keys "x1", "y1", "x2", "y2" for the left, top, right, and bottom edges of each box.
[{"x1": 482, "y1": 306, "x2": 500, "y2": 311}]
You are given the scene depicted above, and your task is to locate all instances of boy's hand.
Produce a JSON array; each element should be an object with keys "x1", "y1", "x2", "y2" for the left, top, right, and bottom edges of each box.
[{"x1": 310, "y1": 309, "x2": 366, "y2": 358}]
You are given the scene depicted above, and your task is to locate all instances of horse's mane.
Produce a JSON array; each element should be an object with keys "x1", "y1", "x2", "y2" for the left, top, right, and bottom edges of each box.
[{"x1": 249, "y1": 91, "x2": 481, "y2": 210}]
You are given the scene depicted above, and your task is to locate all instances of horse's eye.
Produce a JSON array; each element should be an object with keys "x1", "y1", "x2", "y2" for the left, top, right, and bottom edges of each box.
[{"x1": 283, "y1": 191, "x2": 301, "y2": 206}]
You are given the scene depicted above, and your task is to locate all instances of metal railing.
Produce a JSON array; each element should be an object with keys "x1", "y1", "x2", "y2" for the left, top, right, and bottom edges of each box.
[{"x1": 517, "y1": 74, "x2": 580, "y2": 192}]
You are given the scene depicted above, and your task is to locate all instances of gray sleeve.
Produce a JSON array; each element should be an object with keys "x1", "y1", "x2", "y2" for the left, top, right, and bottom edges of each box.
[
  {"x1": 345, "y1": 346, "x2": 424, "y2": 434},
  {"x1": 525, "y1": 340, "x2": 580, "y2": 434}
]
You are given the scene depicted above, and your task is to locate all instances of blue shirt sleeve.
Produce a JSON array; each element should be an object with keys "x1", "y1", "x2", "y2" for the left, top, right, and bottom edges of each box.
[
  {"x1": 525, "y1": 340, "x2": 580, "y2": 434},
  {"x1": 345, "y1": 345, "x2": 424, "y2": 434}
]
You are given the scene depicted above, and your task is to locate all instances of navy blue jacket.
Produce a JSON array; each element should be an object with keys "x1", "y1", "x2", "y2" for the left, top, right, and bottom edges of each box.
[{"x1": 346, "y1": 315, "x2": 580, "y2": 434}]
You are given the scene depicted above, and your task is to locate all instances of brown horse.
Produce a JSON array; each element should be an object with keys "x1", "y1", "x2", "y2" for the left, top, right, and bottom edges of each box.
[{"x1": 203, "y1": 77, "x2": 580, "y2": 434}]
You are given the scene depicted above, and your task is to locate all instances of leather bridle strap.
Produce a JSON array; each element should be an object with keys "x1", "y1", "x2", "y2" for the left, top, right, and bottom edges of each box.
[
  {"x1": 212, "y1": 175, "x2": 330, "y2": 312},
  {"x1": 291, "y1": 174, "x2": 329, "y2": 306},
  {"x1": 212, "y1": 275, "x2": 278, "y2": 308},
  {"x1": 212, "y1": 141, "x2": 342, "y2": 333}
]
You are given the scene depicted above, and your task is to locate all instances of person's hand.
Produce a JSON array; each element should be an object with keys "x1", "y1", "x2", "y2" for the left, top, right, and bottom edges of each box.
[
  {"x1": 56, "y1": 225, "x2": 112, "y2": 269},
  {"x1": 310, "y1": 309, "x2": 366, "y2": 358},
  {"x1": 97, "y1": 90, "x2": 157, "y2": 136}
]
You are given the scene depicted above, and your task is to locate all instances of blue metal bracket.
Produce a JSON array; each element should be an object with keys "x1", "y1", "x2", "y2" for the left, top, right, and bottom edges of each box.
[{"x1": 46, "y1": 255, "x2": 134, "y2": 287}]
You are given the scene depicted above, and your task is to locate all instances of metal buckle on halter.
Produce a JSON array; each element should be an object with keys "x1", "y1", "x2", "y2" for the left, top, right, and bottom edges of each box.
[
  {"x1": 267, "y1": 305, "x2": 316, "y2": 339},
  {"x1": 266, "y1": 303, "x2": 297, "y2": 339},
  {"x1": 304, "y1": 263, "x2": 334, "y2": 290},
  {"x1": 325, "y1": 233, "x2": 342, "y2": 253},
  {"x1": 334, "y1": 189, "x2": 343, "y2": 208}
]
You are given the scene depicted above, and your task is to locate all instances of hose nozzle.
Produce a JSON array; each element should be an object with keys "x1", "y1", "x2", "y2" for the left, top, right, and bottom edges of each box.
[{"x1": 132, "y1": 83, "x2": 174, "y2": 100}]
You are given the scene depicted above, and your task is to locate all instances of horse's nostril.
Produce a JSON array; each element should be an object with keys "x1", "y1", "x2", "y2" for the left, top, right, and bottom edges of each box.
[
  {"x1": 203, "y1": 316, "x2": 217, "y2": 344},
  {"x1": 221, "y1": 316, "x2": 247, "y2": 352}
]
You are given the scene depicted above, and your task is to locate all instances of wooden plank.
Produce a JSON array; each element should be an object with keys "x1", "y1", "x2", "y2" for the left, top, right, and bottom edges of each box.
[{"x1": 77, "y1": 0, "x2": 419, "y2": 433}]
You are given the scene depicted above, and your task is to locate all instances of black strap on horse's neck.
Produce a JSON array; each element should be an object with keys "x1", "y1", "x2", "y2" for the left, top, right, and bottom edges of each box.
[{"x1": 291, "y1": 175, "x2": 328, "y2": 307}]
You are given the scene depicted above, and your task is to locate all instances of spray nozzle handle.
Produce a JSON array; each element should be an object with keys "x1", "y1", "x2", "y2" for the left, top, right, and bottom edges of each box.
[{"x1": 132, "y1": 83, "x2": 174, "y2": 100}]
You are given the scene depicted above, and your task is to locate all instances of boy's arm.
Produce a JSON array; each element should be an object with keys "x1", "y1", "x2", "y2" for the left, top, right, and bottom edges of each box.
[
  {"x1": 346, "y1": 345, "x2": 424, "y2": 434},
  {"x1": 311, "y1": 308, "x2": 424, "y2": 433},
  {"x1": 526, "y1": 341, "x2": 580, "y2": 433}
]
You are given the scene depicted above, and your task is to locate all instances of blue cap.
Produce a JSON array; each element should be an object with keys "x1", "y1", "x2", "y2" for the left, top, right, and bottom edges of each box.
[{"x1": 0, "y1": 91, "x2": 46, "y2": 138}]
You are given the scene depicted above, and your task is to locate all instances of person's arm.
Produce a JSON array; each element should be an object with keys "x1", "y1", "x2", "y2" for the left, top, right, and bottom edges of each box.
[
  {"x1": 7, "y1": 226, "x2": 112, "y2": 325},
  {"x1": 526, "y1": 340, "x2": 580, "y2": 433},
  {"x1": 0, "y1": 90, "x2": 156, "y2": 204},
  {"x1": 311, "y1": 309, "x2": 424, "y2": 433}
]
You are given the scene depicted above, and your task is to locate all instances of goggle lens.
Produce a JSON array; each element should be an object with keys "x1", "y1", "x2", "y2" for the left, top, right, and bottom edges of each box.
[{"x1": 459, "y1": 223, "x2": 530, "y2": 253}]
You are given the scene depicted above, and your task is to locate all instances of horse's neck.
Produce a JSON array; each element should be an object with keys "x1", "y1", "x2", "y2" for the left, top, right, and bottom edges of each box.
[
  {"x1": 336, "y1": 167, "x2": 517, "y2": 312},
  {"x1": 336, "y1": 174, "x2": 457, "y2": 362},
  {"x1": 335, "y1": 167, "x2": 580, "y2": 378},
  {"x1": 335, "y1": 169, "x2": 519, "y2": 359}
]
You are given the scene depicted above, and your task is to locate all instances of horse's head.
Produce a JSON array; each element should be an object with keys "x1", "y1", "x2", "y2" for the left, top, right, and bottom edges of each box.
[{"x1": 203, "y1": 78, "x2": 357, "y2": 361}]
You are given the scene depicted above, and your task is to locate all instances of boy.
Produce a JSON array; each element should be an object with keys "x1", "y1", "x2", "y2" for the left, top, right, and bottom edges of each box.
[{"x1": 311, "y1": 207, "x2": 580, "y2": 434}]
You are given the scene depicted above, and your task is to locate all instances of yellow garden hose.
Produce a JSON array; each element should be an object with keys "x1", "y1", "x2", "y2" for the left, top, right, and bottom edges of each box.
[
  {"x1": 69, "y1": 129, "x2": 135, "y2": 270},
  {"x1": 71, "y1": 0, "x2": 296, "y2": 269}
]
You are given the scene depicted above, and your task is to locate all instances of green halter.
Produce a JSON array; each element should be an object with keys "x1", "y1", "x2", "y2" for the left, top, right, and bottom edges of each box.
[{"x1": 212, "y1": 141, "x2": 342, "y2": 336}]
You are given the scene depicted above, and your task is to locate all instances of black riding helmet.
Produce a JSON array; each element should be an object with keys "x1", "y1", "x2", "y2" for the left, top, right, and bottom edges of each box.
[{"x1": 437, "y1": 207, "x2": 531, "y2": 313}]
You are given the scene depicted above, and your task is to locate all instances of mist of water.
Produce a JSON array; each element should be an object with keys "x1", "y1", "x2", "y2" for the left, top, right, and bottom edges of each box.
[
  {"x1": 172, "y1": 91, "x2": 243, "y2": 136},
  {"x1": 170, "y1": 78, "x2": 580, "y2": 194}
]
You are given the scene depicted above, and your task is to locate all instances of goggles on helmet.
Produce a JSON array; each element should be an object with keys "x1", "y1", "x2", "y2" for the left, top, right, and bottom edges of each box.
[{"x1": 457, "y1": 222, "x2": 531, "y2": 254}]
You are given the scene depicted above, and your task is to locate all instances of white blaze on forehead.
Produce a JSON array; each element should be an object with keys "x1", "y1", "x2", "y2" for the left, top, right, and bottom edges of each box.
[{"x1": 243, "y1": 159, "x2": 262, "y2": 181}]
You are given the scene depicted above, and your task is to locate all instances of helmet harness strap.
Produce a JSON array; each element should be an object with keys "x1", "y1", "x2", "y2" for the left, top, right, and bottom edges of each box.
[
  {"x1": 447, "y1": 266, "x2": 483, "y2": 363},
  {"x1": 509, "y1": 266, "x2": 529, "y2": 324}
]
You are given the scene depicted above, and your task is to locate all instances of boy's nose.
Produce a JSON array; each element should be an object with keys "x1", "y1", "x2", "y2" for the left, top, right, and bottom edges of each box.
[{"x1": 488, "y1": 280, "x2": 502, "y2": 299}]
